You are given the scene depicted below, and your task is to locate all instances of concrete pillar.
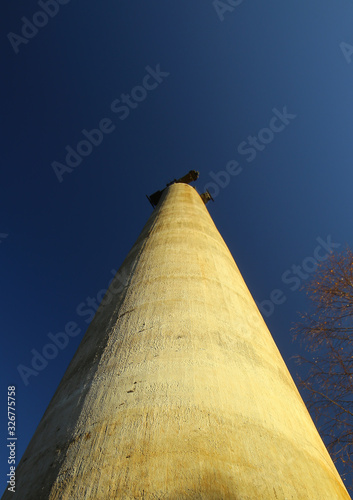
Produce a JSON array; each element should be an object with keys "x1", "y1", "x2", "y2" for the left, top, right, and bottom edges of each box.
[{"x1": 3, "y1": 183, "x2": 350, "y2": 499}]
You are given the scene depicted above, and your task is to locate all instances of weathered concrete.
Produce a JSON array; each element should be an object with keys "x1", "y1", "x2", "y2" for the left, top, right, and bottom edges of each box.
[{"x1": 3, "y1": 183, "x2": 350, "y2": 499}]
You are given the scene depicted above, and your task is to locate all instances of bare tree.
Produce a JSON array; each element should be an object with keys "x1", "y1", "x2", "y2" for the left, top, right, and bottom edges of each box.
[{"x1": 293, "y1": 247, "x2": 353, "y2": 491}]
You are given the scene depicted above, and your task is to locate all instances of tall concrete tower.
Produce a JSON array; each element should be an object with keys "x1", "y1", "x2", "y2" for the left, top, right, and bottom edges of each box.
[{"x1": 3, "y1": 176, "x2": 350, "y2": 499}]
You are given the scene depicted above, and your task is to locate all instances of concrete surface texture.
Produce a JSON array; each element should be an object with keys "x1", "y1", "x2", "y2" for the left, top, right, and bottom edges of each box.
[{"x1": 3, "y1": 182, "x2": 350, "y2": 499}]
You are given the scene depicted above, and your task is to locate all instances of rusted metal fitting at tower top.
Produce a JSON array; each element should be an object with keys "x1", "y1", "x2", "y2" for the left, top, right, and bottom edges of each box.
[
  {"x1": 166, "y1": 170, "x2": 199, "y2": 187},
  {"x1": 147, "y1": 170, "x2": 200, "y2": 208},
  {"x1": 200, "y1": 190, "x2": 214, "y2": 205}
]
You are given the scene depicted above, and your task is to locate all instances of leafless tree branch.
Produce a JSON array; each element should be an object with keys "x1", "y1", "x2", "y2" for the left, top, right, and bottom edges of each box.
[{"x1": 292, "y1": 246, "x2": 353, "y2": 493}]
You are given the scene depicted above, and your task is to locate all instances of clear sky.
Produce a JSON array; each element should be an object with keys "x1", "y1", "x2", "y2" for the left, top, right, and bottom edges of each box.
[{"x1": 1, "y1": 0, "x2": 353, "y2": 493}]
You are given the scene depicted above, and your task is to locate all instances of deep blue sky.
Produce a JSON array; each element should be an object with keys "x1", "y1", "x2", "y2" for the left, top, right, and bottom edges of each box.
[{"x1": 2, "y1": 0, "x2": 353, "y2": 493}]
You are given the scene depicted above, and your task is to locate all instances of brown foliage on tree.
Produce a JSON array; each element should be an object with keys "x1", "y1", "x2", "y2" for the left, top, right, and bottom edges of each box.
[{"x1": 293, "y1": 247, "x2": 353, "y2": 490}]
